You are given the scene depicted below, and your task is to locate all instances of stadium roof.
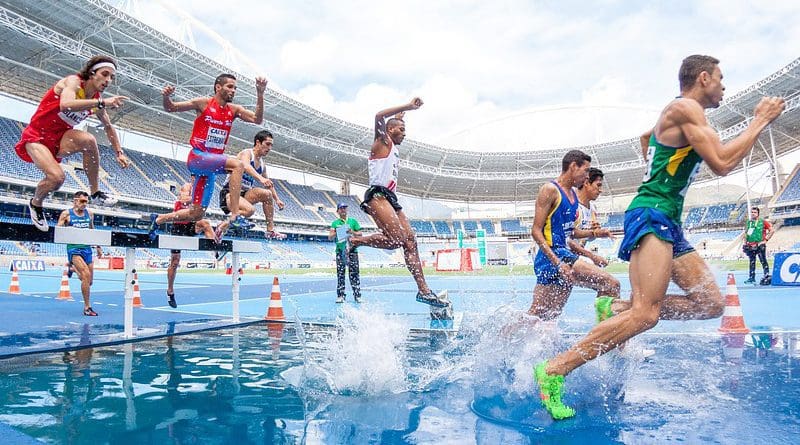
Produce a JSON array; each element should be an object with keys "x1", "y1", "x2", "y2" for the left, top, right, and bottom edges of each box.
[{"x1": 0, "y1": 0, "x2": 799, "y2": 202}]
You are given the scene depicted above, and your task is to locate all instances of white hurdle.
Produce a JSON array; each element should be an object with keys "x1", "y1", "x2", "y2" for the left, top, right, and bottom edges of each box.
[{"x1": 49, "y1": 225, "x2": 263, "y2": 338}]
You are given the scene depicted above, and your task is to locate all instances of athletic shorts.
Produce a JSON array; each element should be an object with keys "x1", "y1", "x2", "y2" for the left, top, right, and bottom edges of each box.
[
  {"x1": 534, "y1": 247, "x2": 579, "y2": 285},
  {"x1": 169, "y1": 222, "x2": 197, "y2": 254},
  {"x1": 67, "y1": 246, "x2": 93, "y2": 265},
  {"x1": 361, "y1": 185, "x2": 402, "y2": 212},
  {"x1": 187, "y1": 148, "x2": 228, "y2": 208},
  {"x1": 15, "y1": 126, "x2": 67, "y2": 163},
  {"x1": 617, "y1": 207, "x2": 694, "y2": 261},
  {"x1": 218, "y1": 185, "x2": 250, "y2": 214}
]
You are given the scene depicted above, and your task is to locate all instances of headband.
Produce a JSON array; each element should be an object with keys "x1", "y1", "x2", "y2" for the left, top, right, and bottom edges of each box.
[{"x1": 91, "y1": 62, "x2": 116, "y2": 73}]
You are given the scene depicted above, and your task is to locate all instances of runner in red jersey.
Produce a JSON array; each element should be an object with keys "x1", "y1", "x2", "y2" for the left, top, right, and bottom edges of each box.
[
  {"x1": 16, "y1": 55, "x2": 131, "y2": 231},
  {"x1": 147, "y1": 73, "x2": 267, "y2": 240}
]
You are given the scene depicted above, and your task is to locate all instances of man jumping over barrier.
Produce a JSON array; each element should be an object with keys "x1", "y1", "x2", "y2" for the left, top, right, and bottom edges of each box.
[
  {"x1": 148, "y1": 74, "x2": 267, "y2": 240},
  {"x1": 348, "y1": 98, "x2": 450, "y2": 309},
  {"x1": 16, "y1": 55, "x2": 130, "y2": 231},
  {"x1": 534, "y1": 55, "x2": 785, "y2": 420}
]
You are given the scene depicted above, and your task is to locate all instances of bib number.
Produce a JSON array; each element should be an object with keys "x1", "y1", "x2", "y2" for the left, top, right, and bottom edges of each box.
[{"x1": 206, "y1": 127, "x2": 228, "y2": 150}]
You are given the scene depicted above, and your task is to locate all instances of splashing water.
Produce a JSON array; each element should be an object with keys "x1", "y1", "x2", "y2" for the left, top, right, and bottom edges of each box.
[{"x1": 302, "y1": 304, "x2": 411, "y2": 395}]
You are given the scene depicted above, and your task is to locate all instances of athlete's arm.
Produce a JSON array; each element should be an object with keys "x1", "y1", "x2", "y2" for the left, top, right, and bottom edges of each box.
[
  {"x1": 88, "y1": 210, "x2": 95, "y2": 229},
  {"x1": 56, "y1": 210, "x2": 70, "y2": 227},
  {"x1": 96, "y1": 108, "x2": 131, "y2": 168},
  {"x1": 238, "y1": 150, "x2": 270, "y2": 186},
  {"x1": 58, "y1": 75, "x2": 128, "y2": 113},
  {"x1": 531, "y1": 184, "x2": 562, "y2": 267},
  {"x1": 567, "y1": 239, "x2": 607, "y2": 267},
  {"x1": 374, "y1": 98, "x2": 422, "y2": 140},
  {"x1": 676, "y1": 97, "x2": 785, "y2": 176},
  {"x1": 640, "y1": 128, "x2": 653, "y2": 160},
  {"x1": 234, "y1": 77, "x2": 267, "y2": 124},
  {"x1": 162, "y1": 85, "x2": 205, "y2": 113}
]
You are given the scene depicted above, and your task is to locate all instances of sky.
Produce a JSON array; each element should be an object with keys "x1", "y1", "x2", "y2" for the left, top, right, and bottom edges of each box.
[{"x1": 121, "y1": 0, "x2": 800, "y2": 151}]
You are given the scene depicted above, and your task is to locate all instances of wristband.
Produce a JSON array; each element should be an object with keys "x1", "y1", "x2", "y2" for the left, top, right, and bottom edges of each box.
[{"x1": 97, "y1": 98, "x2": 105, "y2": 109}]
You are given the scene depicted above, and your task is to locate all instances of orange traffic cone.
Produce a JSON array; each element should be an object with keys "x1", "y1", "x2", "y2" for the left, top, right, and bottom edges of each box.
[
  {"x1": 57, "y1": 265, "x2": 73, "y2": 301},
  {"x1": 264, "y1": 276, "x2": 285, "y2": 321},
  {"x1": 719, "y1": 273, "x2": 749, "y2": 334},
  {"x1": 267, "y1": 322, "x2": 284, "y2": 359},
  {"x1": 8, "y1": 264, "x2": 20, "y2": 294},
  {"x1": 132, "y1": 272, "x2": 143, "y2": 308}
]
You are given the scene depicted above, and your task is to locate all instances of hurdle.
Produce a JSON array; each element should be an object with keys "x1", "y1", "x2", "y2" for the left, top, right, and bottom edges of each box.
[{"x1": 2, "y1": 222, "x2": 261, "y2": 338}]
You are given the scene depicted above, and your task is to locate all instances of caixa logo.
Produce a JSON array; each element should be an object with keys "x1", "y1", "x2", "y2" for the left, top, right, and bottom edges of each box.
[{"x1": 773, "y1": 253, "x2": 800, "y2": 285}]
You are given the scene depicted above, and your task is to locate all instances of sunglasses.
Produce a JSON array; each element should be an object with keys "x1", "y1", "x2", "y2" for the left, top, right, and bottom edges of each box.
[{"x1": 76, "y1": 199, "x2": 89, "y2": 203}]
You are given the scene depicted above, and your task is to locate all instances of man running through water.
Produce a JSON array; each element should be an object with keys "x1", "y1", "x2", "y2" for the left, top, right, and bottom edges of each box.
[
  {"x1": 534, "y1": 55, "x2": 785, "y2": 420},
  {"x1": 16, "y1": 55, "x2": 129, "y2": 231},
  {"x1": 348, "y1": 98, "x2": 449, "y2": 308},
  {"x1": 148, "y1": 74, "x2": 267, "y2": 239},
  {"x1": 218, "y1": 130, "x2": 286, "y2": 238}
]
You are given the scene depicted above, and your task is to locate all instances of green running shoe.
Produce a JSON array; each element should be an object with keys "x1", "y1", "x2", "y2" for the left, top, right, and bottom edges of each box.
[
  {"x1": 595, "y1": 296, "x2": 614, "y2": 323},
  {"x1": 534, "y1": 361, "x2": 575, "y2": 420}
]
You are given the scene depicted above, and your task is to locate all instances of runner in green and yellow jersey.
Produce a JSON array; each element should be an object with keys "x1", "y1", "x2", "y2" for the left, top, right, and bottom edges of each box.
[{"x1": 534, "y1": 54, "x2": 785, "y2": 420}]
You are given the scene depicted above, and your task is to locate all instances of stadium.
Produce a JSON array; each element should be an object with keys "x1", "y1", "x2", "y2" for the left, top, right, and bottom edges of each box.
[{"x1": 0, "y1": 1, "x2": 799, "y2": 443}]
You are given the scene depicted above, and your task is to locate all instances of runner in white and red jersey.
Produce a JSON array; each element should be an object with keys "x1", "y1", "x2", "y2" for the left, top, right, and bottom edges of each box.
[
  {"x1": 147, "y1": 73, "x2": 267, "y2": 240},
  {"x1": 16, "y1": 55, "x2": 131, "y2": 231},
  {"x1": 349, "y1": 98, "x2": 450, "y2": 309}
]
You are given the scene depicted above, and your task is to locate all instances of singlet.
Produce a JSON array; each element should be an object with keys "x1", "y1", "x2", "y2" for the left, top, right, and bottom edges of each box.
[
  {"x1": 189, "y1": 98, "x2": 234, "y2": 153},
  {"x1": 66, "y1": 208, "x2": 91, "y2": 250},
  {"x1": 224, "y1": 148, "x2": 262, "y2": 190},
  {"x1": 628, "y1": 133, "x2": 703, "y2": 224},
  {"x1": 173, "y1": 200, "x2": 192, "y2": 226},
  {"x1": 28, "y1": 77, "x2": 99, "y2": 134},
  {"x1": 541, "y1": 181, "x2": 579, "y2": 248},
  {"x1": 368, "y1": 141, "x2": 399, "y2": 192},
  {"x1": 575, "y1": 198, "x2": 598, "y2": 246}
]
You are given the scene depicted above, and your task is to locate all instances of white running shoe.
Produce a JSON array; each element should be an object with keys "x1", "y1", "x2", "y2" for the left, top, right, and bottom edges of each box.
[
  {"x1": 28, "y1": 199, "x2": 49, "y2": 231},
  {"x1": 91, "y1": 190, "x2": 118, "y2": 206}
]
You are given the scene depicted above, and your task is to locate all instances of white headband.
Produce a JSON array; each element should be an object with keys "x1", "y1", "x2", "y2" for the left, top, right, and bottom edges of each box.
[{"x1": 91, "y1": 62, "x2": 116, "y2": 73}]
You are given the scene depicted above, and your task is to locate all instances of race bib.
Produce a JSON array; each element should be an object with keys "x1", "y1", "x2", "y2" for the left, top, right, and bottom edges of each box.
[{"x1": 206, "y1": 127, "x2": 228, "y2": 150}]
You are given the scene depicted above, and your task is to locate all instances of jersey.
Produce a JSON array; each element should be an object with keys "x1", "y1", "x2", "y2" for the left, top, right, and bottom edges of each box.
[
  {"x1": 189, "y1": 98, "x2": 234, "y2": 153},
  {"x1": 745, "y1": 218, "x2": 771, "y2": 245},
  {"x1": 540, "y1": 181, "x2": 579, "y2": 248},
  {"x1": 368, "y1": 140, "x2": 399, "y2": 192},
  {"x1": 66, "y1": 208, "x2": 92, "y2": 250},
  {"x1": 628, "y1": 133, "x2": 703, "y2": 224},
  {"x1": 223, "y1": 148, "x2": 262, "y2": 190},
  {"x1": 575, "y1": 199, "x2": 598, "y2": 246}
]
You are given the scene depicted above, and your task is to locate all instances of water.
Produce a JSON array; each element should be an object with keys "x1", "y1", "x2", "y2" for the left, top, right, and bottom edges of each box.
[{"x1": 0, "y1": 304, "x2": 798, "y2": 444}]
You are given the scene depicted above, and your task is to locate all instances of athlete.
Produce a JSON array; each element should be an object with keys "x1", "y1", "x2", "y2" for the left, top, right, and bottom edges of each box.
[
  {"x1": 348, "y1": 98, "x2": 449, "y2": 308},
  {"x1": 147, "y1": 73, "x2": 267, "y2": 239},
  {"x1": 535, "y1": 55, "x2": 785, "y2": 420},
  {"x1": 529, "y1": 151, "x2": 620, "y2": 322},
  {"x1": 57, "y1": 191, "x2": 99, "y2": 316},
  {"x1": 166, "y1": 182, "x2": 216, "y2": 308},
  {"x1": 16, "y1": 55, "x2": 129, "y2": 231},
  {"x1": 218, "y1": 130, "x2": 286, "y2": 238}
]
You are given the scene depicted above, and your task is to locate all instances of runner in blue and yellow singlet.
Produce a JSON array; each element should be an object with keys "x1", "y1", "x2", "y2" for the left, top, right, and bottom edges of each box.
[{"x1": 535, "y1": 55, "x2": 785, "y2": 420}]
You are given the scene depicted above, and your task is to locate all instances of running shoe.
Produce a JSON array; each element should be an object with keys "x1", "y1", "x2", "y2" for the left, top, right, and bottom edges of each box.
[
  {"x1": 335, "y1": 295, "x2": 345, "y2": 304},
  {"x1": 147, "y1": 213, "x2": 159, "y2": 241},
  {"x1": 230, "y1": 215, "x2": 255, "y2": 229},
  {"x1": 743, "y1": 278, "x2": 756, "y2": 285},
  {"x1": 83, "y1": 307, "x2": 98, "y2": 317},
  {"x1": 595, "y1": 296, "x2": 614, "y2": 323},
  {"x1": 167, "y1": 293, "x2": 177, "y2": 308},
  {"x1": 534, "y1": 361, "x2": 575, "y2": 420},
  {"x1": 91, "y1": 190, "x2": 118, "y2": 206},
  {"x1": 29, "y1": 199, "x2": 48, "y2": 231},
  {"x1": 416, "y1": 290, "x2": 450, "y2": 308},
  {"x1": 266, "y1": 230, "x2": 286, "y2": 240},
  {"x1": 354, "y1": 294, "x2": 362, "y2": 303}
]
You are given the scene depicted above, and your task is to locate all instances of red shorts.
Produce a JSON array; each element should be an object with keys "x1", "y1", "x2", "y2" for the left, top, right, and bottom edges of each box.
[{"x1": 15, "y1": 126, "x2": 66, "y2": 163}]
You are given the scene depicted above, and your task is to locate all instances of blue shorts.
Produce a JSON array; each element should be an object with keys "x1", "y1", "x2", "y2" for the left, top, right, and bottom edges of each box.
[
  {"x1": 67, "y1": 246, "x2": 93, "y2": 265},
  {"x1": 618, "y1": 207, "x2": 695, "y2": 261},
  {"x1": 534, "y1": 247, "x2": 579, "y2": 285},
  {"x1": 187, "y1": 148, "x2": 229, "y2": 208}
]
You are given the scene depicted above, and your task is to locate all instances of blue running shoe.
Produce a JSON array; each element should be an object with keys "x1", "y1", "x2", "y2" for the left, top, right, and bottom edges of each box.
[
  {"x1": 230, "y1": 215, "x2": 255, "y2": 229},
  {"x1": 147, "y1": 213, "x2": 159, "y2": 241}
]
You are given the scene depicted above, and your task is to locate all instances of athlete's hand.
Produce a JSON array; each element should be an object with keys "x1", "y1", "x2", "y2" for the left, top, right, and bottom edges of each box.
[
  {"x1": 162, "y1": 85, "x2": 175, "y2": 96},
  {"x1": 596, "y1": 228, "x2": 615, "y2": 239},
  {"x1": 104, "y1": 96, "x2": 128, "y2": 109},
  {"x1": 753, "y1": 96, "x2": 785, "y2": 124},
  {"x1": 591, "y1": 254, "x2": 608, "y2": 268},
  {"x1": 255, "y1": 77, "x2": 268, "y2": 95},
  {"x1": 261, "y1": 178, "x2": 273, "y2": 188},
  {"x1": 116, "y1": 152, "x2": 131, "y2": 168},
  {"x1": 277, "y1": 200, "x2": 285, "y2": 210},
  {"x1": 408, "y1": 97, "x2": 423, "y2": 109}
]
